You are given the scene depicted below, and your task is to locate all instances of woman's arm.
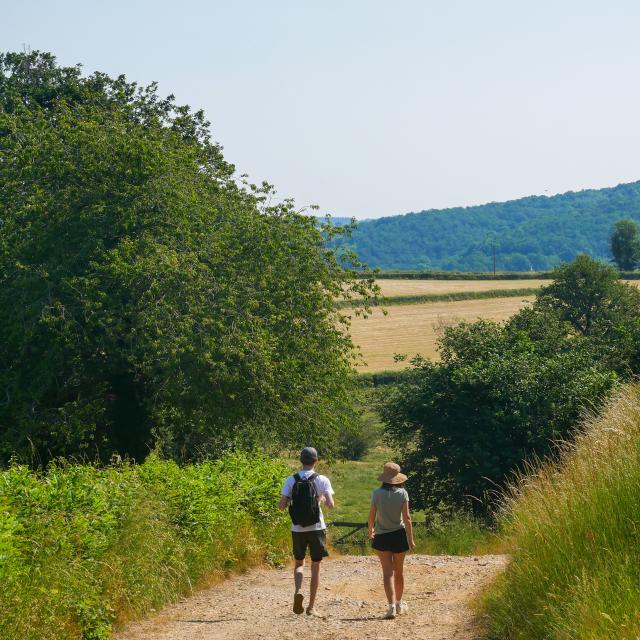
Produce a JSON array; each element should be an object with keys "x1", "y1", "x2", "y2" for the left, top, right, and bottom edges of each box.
[
  {"x1": 402, "y1": 500, "x2": 415, "y2": 549},
  {"x1": 368, "y1": 503, "x2": 377, "y2": 539}
]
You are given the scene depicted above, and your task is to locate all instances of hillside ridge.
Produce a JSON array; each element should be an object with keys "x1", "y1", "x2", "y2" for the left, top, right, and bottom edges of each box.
[{"x1": 336, "y1": 180, "x2": 640, "y2": 271}]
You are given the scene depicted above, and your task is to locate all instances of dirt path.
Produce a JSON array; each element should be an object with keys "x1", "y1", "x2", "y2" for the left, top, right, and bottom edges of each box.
[{"x1": 115, "y1": 554, "x2": 506, "y2": 640}]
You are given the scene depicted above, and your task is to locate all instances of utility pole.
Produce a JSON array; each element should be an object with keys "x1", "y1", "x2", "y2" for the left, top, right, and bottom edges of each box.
[
  {"x1": 485, "y1": 234, "x2": 497, "y2": 275},
  {"x1": 492, "y1": 242, "x2": 496, "y2": 276}
]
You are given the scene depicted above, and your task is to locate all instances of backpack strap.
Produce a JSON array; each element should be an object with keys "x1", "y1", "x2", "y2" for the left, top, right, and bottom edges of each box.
[
  {"x1": 307, "y1": 473, "x2": 320, "y2": 498},
  {"x1": 293, "y1": 473, "x2": 302, "y2": 483}
]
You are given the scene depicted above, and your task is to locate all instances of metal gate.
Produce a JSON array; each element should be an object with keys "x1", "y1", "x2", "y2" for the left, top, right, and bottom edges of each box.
[
  {"x1": 329, "y1": 521, "x2": 429, "y2": 550},
  {"x1": 329, "y1": 521, "x2": 370, "y2": 547}
]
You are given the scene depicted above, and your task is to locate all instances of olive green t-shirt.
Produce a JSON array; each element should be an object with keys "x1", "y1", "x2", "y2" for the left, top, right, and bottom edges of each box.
[{"x1": 371, "y1": 487, "x2": 409, "y2": 535}]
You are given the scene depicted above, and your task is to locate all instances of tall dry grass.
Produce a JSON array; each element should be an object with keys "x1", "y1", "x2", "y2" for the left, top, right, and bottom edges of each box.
[{"x1": 481, "y1": 384, "x2": 640, "y2": 639}]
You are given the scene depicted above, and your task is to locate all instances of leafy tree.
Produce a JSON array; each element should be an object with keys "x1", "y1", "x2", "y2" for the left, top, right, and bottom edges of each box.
[
  {"x1": 610, "y1": 219, "x2": 640, "y2": 271},
  {"x1": 0, "y1": 51, "x2": 377, "y2": 464},
  {"x1": 536, "y1": 255, "x2": 640, "y2": 337}
]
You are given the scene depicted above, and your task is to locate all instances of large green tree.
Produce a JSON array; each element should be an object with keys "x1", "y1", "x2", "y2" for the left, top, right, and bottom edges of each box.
[
  {"x1": 610, "y1": 218, "x2": 640, "y2": 271},
  {"x1": 0, "y1": 51, "x2": 377, "y2": 464}
]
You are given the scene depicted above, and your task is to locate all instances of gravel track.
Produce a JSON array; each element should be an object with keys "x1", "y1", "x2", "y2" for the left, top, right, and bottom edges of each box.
[{"x1": 115, "y1": 554, "x2": 507, "y2": 640}]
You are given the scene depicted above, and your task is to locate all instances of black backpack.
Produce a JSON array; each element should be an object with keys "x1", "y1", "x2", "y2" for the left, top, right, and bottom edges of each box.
[{"x1": 288, "y1": 473, "x2": 321, "y2": 527}]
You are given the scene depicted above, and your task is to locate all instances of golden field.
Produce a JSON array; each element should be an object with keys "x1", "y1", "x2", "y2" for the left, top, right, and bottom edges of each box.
[
  {"x1": 348, "y1": 296, "x2": 534, "y2": 371},
  {"x1": 375, "y1": 278, "x2": 549, "y2": 297}
]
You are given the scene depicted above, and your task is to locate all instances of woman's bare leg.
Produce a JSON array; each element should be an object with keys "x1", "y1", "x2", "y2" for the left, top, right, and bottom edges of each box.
[
  {"x1": 392, "y1": 552, "x2": 406, "y2": 602},
  {"x1": 375, "y1": 550, "x2": 395, "y2": 604}
]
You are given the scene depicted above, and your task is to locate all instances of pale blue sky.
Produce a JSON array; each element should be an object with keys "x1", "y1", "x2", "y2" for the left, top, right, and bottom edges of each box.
[{"x1": 3, "y1": 1, "x2": 640, "y2": 218}]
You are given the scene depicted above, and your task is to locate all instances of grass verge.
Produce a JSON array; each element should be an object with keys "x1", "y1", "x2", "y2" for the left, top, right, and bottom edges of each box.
[
  {"x1": 479, "y1": 384, "x2": 640, "y2": 639},
  {"x1": 0, "y1": 453, "x2": 289, "y2": 640}
]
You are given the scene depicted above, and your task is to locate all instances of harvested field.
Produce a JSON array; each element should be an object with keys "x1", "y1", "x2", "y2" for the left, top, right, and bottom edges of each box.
[
  {"x1": 375, "y1": 278, "x2": 549, "y2": 297},
  {"x1": 348, "y1": 296, "x2": 533, "y2": 371}
]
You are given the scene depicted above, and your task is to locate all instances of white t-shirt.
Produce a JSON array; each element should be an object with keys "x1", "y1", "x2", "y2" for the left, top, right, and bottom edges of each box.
[{"x1": 281, "y1": 469, "x2": 334, "y2": 532}]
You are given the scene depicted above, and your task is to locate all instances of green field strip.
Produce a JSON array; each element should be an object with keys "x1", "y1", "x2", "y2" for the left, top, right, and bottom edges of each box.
[{"x1": 338, "y1": 287, "x2": 539, "y2": 309}]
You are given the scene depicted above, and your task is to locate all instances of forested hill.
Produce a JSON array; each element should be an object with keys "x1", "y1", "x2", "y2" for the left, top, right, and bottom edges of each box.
[{"x1": 336, "y1": 181, "x2": 640, "y2": 271}]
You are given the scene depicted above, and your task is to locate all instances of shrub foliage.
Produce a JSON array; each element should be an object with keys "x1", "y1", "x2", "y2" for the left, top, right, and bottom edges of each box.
[{"x1": 0, "y1": 453, "x2": 289, "y2": 640}]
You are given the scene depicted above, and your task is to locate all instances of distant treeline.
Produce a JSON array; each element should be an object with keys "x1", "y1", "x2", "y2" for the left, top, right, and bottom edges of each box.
[{"x1": 334, "y1": 181, "x2": 640, "y2": 271}]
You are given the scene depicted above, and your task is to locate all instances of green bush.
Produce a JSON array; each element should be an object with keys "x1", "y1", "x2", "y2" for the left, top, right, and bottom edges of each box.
[
  {"x1": 382, "y1": 320, "x2": 616, "y2": 515},
  {"x1": 0, "y1": 453, "x2": 289, "y2": 640},
  {"x1": 337, "y1": 408, "x2": 382, "y2": 461},
  {"x1": 480, "y1": 385, "x2": 640, "y2": 639}
]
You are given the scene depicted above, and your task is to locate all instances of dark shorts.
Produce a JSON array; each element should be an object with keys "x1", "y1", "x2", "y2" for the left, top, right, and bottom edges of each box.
[
  {"x1": 292, "y1": 530, "x2": 329, "y2": 562},
  {"x1": 371, "y1": 527, "x2": 409, "y2": 553}
]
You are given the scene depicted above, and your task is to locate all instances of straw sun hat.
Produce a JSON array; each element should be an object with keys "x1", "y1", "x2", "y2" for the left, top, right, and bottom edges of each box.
[{"x1": 378, "y1": 462, "x2": 408, "y2": 485}]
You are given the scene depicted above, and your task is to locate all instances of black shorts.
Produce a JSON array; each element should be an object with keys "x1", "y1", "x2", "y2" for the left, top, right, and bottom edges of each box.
[
  {"x1": 371, "y1": 527, "x2": 409, "y2": 553},
  {"x1": 292, "y1": 530, "x2": 329, "y2": 562}
]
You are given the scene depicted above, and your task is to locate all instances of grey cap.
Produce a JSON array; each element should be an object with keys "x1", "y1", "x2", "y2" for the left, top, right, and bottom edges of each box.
[{"x1": 300, "y1": 447, "x2": 319, "y2": 463}]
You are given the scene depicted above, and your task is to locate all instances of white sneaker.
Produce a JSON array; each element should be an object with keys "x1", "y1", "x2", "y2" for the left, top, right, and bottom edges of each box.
[
  {"x1": 396, "y1": 600, "x2": 409, "y2": 615},
  {"x1": 384, "y1": 603, "x2": 396, "y2": 619}
]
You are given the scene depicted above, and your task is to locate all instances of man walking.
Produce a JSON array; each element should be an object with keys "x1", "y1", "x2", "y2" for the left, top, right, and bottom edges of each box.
[{"x1": 279, "y1": 447, "x2": 335, "y2": 617}]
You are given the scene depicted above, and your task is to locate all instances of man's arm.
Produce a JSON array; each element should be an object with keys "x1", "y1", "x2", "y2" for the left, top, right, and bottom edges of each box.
[
  {"x1": 278, "y1": 477, "x2": 292, "y2": 511},
  {"x1": 319, "y1": 477, "x2": 335, "y2": 509},
  {"x1": 321, "y1": 491, "x2": 335, "y2": 509}
]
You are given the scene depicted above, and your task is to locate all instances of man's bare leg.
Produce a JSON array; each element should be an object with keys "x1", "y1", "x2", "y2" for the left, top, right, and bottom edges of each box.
[
  {"x1": 307, "y1": 560, "x2": 321, "y2": 610},
  {"x1": 293, "y1": 559, "x2": 305, "y2": 614},
  {"x1": 294, "y1": 559, "x2": 305, "y2": 592}
]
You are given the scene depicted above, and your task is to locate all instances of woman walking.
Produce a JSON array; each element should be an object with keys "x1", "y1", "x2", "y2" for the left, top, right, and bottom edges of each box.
[{"x1": 368, "y1": 462, "x2": 415, "y2": 619}]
